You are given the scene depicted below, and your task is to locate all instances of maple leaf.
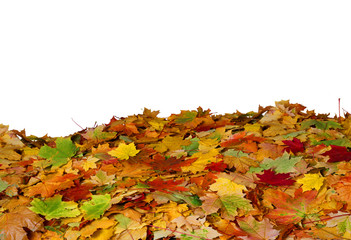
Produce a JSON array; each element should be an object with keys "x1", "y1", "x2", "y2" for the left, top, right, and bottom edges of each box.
[
  {"x1": 82, "y1": 156, "x2": 100, "y2": 171},
  {"x1": 81, "y1": 125, "x2": 117, "y2": 142},
  {"x1": 29, "y1": 195, "x2": 81, "y2": 220},
  {"x1": 0, "y1": 205, "x2": 44, "y2": 240},
  {"x1": 81, "y1": 194, "x2": 111, "y2": 220},
  {"x1": 325, "y1": 211, "x2": 351, "y2": 238},
  {"x1": 331, "y1": 173, "x2": 351, "y2": 207},
  {"x1": 199, "y1": 192, "x2": 221, "y2": 215},
  {"x1": 107, "y1": 120, "x2": 139, "y2": 136},
  {"x1": 25, "y1": 173, "x2": 78, "y2": 198},
  {"x1": 90, "y1": 169, "x2": 116, "y2": 186},
  {"x1": 209, "y1": 177, "x2": 247, "y2": 197},
  {"x1": 190, "y1": 171, "x2": 217, "y2": 190},
  {"x1": 182, "y1": 137, "x2": 200, "y2": 155},
  {"x1": 0, "y1": 178, "x2": 9, "y2": 192},
  {"x1": 322, "y1": 145, "x2": 351, "y2": 163},
  {"x1": 148, "y1": 119, "x2": 168, "y2": 131},
  {"x1": 237, "y1": 215, "x2": 280, "y2": 240},
  {"x1": 219, "y1": 194, "x2": 253, "y2": 217},
  {"x1": 169, "y1": 110, "x2": 202, "y2": 128},
  {"x1": 250, "y1": 152, "x2": 301, "y2": 174},
  {"x1": 174, "y1": 226, "x2": 222, "y2": 240},
  {"x1": 264, "y1": 188, "x2": 318, "y2": 225},
  {"x1": 151, "y1": 135, "x2": 191, "y2": 153},
  {"x1": 223, "y1": 149, "x2": 259, "y2": 173},
  {"x1": 256, "y1": 169, "x2": 295, "y2": 186},
  {"x1": 301, "y1": 119, "x2": 342, "y2": 130},
  {"x1": 145, "y1": 154, "x2": 195, "y2": 172},
  {"x1": 171, "y1": 215, "x2": 203, "y2": 231},
  {"x1": 147, "y1": 177, "x2": 188, "y2": 193},
  {"x1": 221, "y1": 131, "x2": 265, "y2": 153},
  {"x1": 181, "y1": 148, "x2": 220, "y2": 173},
  {"x1": 38, "y1": 137, "x2": 79, "y2": 168},
  {"x1": 80, "y1": 217, "x2": 116, "y2": 238},
  {"x1": 108, "y1": 142, "x2": 140, "y2": 160},
  {"x1": 205, "y1": 160, "x2": 228, "y2": 172},
  {"x1": 61, "y1": 182, "x2": 93, "y2": 202},
  {"x1": 0, "y1": 124, "x2": 25, "y2": 160},
  {"x1": 282, "y1": 137, "x2": 304, "y2": 154},
  {"x1": 296, "y1": 173, "x2": 325, "y2": 192}
]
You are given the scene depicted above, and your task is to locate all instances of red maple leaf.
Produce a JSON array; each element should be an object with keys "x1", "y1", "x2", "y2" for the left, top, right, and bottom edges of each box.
[
  {"x1": 147, "y1": 177, "x2": 188, "y2": 193},
  {"x1": 205, "y1": 161, "x2": 228, "y2": 172},
  {"x1": 61, "y1": 181, "x2": 93, "y2": 202},
  {"x1": 190, "y1": 172, "x2": 217, "y2": 190},
  {"x1": 221, "y1": 131, "x2": 265, "y2": 153},
  {"x1": 256, "y1": 169, "x2": 295, "y2": 186},
  {"x1": 282, "y1": 137, "x2": 304, "y2": 154},
  {"x1": 322, "y1": 145, "x2": 351, "y2": 163}
]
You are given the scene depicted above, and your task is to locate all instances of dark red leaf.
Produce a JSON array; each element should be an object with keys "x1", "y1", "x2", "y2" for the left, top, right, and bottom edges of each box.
[
  {"x1": 256, "y1": 169, "x2": 295, "y2": 186},
  {"x1": 147, "y1": 177, "x2": 188, "y2": 193},
  {"x1": 61, "y1": 183, "x2": 93, "y2": 202},
  {"x1": 282, "y1": 138, "x2": 304, "y2": 154},
  {"x1": 322, "y1": 145, "x2": 351, "y2": 163},
  {"x1": 205, "y1": 161, "x2": 228, "y2": 172}
]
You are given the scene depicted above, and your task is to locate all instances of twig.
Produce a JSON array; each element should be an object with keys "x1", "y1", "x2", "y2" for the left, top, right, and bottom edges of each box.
[{"x1": 71, "y1": 118, "x2": 84, "y2": 130}]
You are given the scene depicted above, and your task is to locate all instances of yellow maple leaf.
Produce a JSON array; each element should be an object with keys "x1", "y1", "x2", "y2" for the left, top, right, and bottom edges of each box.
[
  {"x1": 80, "y1": 217, "x2": 116, "y2": 237},
  {"x1": 91, "y1": 227, "x2": 115, "y2": 240},
  {"x1": 82, "y1": 156, "x2": 100, "y2": 171},
  {"x1": 244, "y1": 122, "x2": 262, "y2": 134},
  {"x1": 148, "y1": 120, "x2": 167, "y2": 131},
  {"x1": 209, "y1": 177, "x2": 247, "y2": 197},
  {"x1": 181, "y1": 148, "x2": 220, "y2": 173},
  {"x1": 108, "y1": 142, "x2": 140, "y2": 160},
  {"x1": 296, "y1": 173, "x2": 325, "y2": 192},
  {"x1": 198, "y1": 137, "x2": 219, "y2": 151}
]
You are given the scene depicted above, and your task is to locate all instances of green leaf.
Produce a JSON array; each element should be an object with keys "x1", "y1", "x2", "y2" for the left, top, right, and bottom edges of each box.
[
  {"x1": 182, "y1": 137, "x2": 199, "y2": 155},
  {"x1": 29, "y1": 195, "x2": 81, "y2": 220},
  {"x1": 119, "y1": 135, "x2": 133, "y2": 143},
  {"x1": 171, "y1": 192, "x2": 202, "y2": 207},
  {"x1": 301, "y1": 120, "x2": 342, "y2": 130},
  {"x1": 93, "y1": 125, "x2": 117, "y2": 140},
  {"x1": 223, "y1": 149, "x2": 249, "y2": 157},
  {"x1": 249, "y1": 152, "x2": 301, "y2": 173},
  {"x1": 281, "y1": 131, "x2": 305, "y2": 139},
  {"x1": 0, "y1": 179, "x2": 9, "y2": 192},
  {"x1": 338, "y1": 217, "x2": 351, "y2": 235},
  {"x1": 175, "y1": 111, "x2": 197, "y2": 124},
  {"x1": 115, "y1": 213, "x2": 131, "y2": 229},
  {"x1": 39, "y1": 137, "x2": 79, "y2": 168},
  {"x1": 313, "y1": 138, "x2": 351, "y2": 147},
  {"x1": 80, "y1": 194, "x2": 111, "y2": 220},
  {"x1": 220, "y1": 194, "x2": 253, "y2": 217}
]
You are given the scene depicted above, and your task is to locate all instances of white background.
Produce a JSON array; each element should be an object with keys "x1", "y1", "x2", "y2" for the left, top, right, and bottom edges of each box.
[{"x1": 1, "y1": 1, "x2": 350, "y2": 137}]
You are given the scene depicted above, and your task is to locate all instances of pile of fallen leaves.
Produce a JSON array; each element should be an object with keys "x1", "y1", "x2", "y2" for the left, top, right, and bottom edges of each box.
[{"x1": 1, "y1": 100, "x2": 351, "y2": 240}]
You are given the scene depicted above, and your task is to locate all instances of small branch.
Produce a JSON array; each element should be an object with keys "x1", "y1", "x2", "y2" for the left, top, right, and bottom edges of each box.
[
  {"x1": 71, "y1": 118, "x2": 84, "y2": 130},
  {"x1": 338, "y1": 98, "x2": 341, "y2": 122}
]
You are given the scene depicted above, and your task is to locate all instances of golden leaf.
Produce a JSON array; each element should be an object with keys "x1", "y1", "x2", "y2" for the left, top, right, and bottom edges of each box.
[{"x1": 108, "y1": 142, "x2": 140, "y2": 160}]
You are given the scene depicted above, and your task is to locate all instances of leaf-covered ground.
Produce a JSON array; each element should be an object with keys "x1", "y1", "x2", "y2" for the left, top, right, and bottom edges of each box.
[{"x1": 1, "y1": 100, "x2": 351, "y2": 240}]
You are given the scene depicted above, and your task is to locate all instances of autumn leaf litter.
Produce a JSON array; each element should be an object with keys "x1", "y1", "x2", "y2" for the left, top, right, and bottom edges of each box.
[{"x1": 1, "y1": 100, "x2": 351, "y2": 239}]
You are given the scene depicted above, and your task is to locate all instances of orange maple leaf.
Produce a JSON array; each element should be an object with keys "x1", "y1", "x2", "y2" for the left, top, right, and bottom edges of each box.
[{"x1": 25, "y1": 173, "x2": 79, "y2": 198}]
